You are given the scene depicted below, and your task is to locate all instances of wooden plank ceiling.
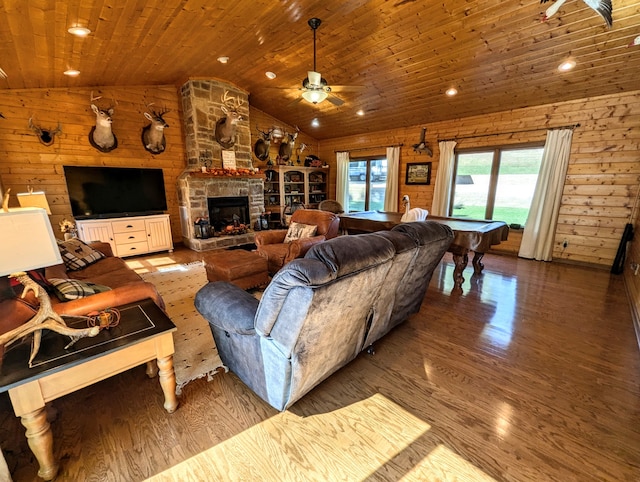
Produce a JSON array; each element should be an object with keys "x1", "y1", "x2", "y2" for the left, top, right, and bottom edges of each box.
[{"x1": 0, "y1": 0, "x2": 638, "y2": 140}]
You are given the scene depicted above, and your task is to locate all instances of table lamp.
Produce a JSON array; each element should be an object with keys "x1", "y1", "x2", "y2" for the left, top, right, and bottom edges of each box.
[
  {"x1": 0, "y1": 207, "x2": 98, "y2": 367},
  {"x1": 16, "y1": 190, "x2": 52, "y2": 214},
  {"x1": 0, "y1": 207, "x2": 61, "y2": 275}
]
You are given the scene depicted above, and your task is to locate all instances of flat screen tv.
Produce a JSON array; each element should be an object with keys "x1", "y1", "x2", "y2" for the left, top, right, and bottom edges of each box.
[{"x1": 63, "y1": 166, "x2": 168, "y2": 219}]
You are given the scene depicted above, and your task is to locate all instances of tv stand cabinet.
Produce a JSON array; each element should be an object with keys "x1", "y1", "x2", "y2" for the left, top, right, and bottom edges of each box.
[{"x1": 76, "y1": 214, "x2": 174, "y2": 258}]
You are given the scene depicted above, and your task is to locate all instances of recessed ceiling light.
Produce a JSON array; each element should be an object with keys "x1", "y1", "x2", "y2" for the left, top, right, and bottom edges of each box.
[
  {"x1": 217, "y1": 56, "x2": 229, "y2": 64},
  {"x1": 558, "y1": 59, "x2": 576, "y2": 72},
  {"x1": 265, "y1": 71, "x2": 276, "y2": 79},
  {"x1": 67, "y1": 26, "x2": 91, "y2": 37},
  {"x1": 356, "y1": 109, "x2": 365, "y2": 116},
  {"x1": 311, "y1": 118, "x2": 320, "y2": 127},
  {"x1": 63, "y1": 69, "x2": 80, "y2": 77},
  {"x1": 445, "y1": 87, "x2": 458, "y2": 97}
]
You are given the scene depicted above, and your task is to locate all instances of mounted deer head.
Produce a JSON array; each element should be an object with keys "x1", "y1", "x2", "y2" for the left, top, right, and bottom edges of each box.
[
  {"x1": 28, "y1": 117, "x2": 62, "y2": 146},
  {"x1": 278, "y1": 125, "x2": 300, "y2": 162},
  {"x1": 142, "y1": 105, "x2": 169, "y2": 154},
  {"x1": 214, "y1": 90, "x2": 244, "y2": 149},
  {"x1": 88, "y1": 92, "x2": 117, "y2": 152},
  {"x1": 253, "y1": 125, "x2": 273, "y2": 161},
  {"x1": 270, "y1": 125, "x2": 285, "y2": 144}
]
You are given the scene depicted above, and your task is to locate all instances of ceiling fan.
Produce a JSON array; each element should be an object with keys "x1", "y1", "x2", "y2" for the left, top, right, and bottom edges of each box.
[{"x1": 295, "y1": 18, "x2": 361, "y2": 107}]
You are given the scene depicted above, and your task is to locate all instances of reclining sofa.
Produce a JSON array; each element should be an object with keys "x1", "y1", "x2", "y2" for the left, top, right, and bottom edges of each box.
[{"x1": 195, "y1": 221, "x2": 453, "y2": 411}]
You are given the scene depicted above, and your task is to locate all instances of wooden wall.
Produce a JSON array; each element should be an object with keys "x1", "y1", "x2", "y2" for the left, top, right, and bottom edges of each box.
[
  {"x1": 318, "y1": 90, "x2": 640, "y2": 269},
  {"x1": 0, "y1": 86, "x2": 186, "y2": 241},
  {"x1": 2, "y1": 85, "x2": 639, "y2": 337},
  {"x1": 0, "y1": 88, "x2": 317, "y2": 244}
]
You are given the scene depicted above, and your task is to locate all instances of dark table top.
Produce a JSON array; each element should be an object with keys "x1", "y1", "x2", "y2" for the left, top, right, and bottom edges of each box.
[
  {"x1": 339, "y1": 211, "x2": 509, "y2": 252},
  {"x1": 0, "y1": 298, "x2": 175, "y2": 392}
]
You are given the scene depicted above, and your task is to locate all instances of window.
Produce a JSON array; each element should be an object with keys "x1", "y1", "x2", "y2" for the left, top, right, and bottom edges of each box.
[
  {"x1": 348, "y1": 157, "x2": 388, "y2": 212},
  {"x1": 450, "y1": 145, "x2": 544, "y2": 226}
]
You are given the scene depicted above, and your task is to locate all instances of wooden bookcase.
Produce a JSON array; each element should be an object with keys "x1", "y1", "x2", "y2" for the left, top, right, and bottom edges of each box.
[{"x1": 263, "y1": 166, "x2": 329, "y2": 226}]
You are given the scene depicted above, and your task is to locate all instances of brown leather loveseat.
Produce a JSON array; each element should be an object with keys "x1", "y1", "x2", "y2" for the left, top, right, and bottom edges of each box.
[{"x1": 0, "y1": 241, "x2": 164, "y2": 355}]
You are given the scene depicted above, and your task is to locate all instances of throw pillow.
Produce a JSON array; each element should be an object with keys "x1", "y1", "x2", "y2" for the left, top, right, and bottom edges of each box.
[
  {"x1": 57, "y1": 238, "x2": 105, "y2": 271},
  {"x1": 283, "y1": 222, "x2": 318, "y2": 243},
  {"x1": 48, "y1": 278, "x2": 112, "y2": 302}
]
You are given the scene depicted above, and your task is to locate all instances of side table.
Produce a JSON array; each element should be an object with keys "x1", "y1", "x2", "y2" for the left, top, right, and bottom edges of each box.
[{"x1": 0, "y1": 298, "x2": 178, "y2": 480}]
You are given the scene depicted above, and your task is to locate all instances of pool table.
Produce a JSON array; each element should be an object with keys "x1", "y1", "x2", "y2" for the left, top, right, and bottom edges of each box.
[{"x1": 339, "y1": 211, "x2": 509, "y2": 293}]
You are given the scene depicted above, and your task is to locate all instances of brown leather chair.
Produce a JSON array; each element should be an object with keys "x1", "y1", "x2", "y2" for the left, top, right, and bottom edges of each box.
[{"x1": 254, "y1": 209, "x2": 340, "y2": 274}]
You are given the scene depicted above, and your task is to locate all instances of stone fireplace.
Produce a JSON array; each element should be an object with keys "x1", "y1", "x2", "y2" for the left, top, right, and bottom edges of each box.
[{"x1": 177, "y1": 79, "x2": 264, "y2": 251}]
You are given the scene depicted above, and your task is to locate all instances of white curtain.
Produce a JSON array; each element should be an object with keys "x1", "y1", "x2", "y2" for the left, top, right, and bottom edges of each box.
[
  {"x1": 335, "y1": 151, "x2": 350, "y2": 212},
  {"x1": 384, "y1": 146, "x2": 400, "y2": 212},
  {"x1": 519, "y1": 128, "x2": 574, "y2": 261},
  {"x1": 431, "y1": 140, "x2": 457, "y2": 216}
]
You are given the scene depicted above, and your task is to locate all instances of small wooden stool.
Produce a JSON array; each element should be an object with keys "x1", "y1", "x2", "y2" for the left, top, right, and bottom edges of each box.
[{"x1": 204, "y1": 249, "x2": 270, "y2": 290}]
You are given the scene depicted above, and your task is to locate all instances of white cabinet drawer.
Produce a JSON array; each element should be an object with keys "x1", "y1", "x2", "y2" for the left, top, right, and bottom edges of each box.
[
  {"x1": 111, "y1": 219, "x2": 146, "y2": 233},
  {"x1": 114, "y1": 230, "x2": 147, "y2": 244},
  {"x1": 77, "y1": 214, "x2": 171, "y2": 258},
  {"x1": 116, "y1": 241, "x2": 149, "y2": 256}
]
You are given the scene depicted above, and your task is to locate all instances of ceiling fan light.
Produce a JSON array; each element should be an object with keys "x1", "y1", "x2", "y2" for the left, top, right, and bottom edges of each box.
[{"x1": 302, "y1": 89, "x2": 328, "y2": 104}]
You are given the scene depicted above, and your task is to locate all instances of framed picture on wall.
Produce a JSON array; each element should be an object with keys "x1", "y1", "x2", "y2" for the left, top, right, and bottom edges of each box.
[{"x1": 406, "y1": 162, "x2": 432, "y2": 185}]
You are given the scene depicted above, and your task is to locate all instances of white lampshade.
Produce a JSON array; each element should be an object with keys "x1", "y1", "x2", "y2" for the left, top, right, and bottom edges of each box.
[
  {"x1": 302, "y1": 89, "x2": 328, "y2": 104},
  {"x1": 17, "y1": 191, "x2": 52, "y2": 214},
  {"x1": 0, "y1": 208, "x2": 62, "y2": 276}
]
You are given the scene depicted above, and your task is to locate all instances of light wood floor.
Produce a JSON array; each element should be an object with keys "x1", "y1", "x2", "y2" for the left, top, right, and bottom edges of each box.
[{"x1": 1, "y1": 247, "x2": 639, "y2": 481}]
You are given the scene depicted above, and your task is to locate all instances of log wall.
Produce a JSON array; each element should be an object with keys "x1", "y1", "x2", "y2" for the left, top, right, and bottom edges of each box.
[
  {"x1": 0, "y1": 86, "x2": 187, "y2": 241},
  {"x1": 318, "y1": 90, "x2": 640, "y2": 269},
  {"x1": 0, "y1": 89, "x2": 307, "y2": 243},
  {"x1": 1, "y1": 86, "x2": 638, "y2": 342}
]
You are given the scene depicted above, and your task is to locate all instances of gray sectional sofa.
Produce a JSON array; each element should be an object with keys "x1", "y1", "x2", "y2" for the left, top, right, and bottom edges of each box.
[{"x1": 195, "y1": 221, "x2": 453, "y2": 411}]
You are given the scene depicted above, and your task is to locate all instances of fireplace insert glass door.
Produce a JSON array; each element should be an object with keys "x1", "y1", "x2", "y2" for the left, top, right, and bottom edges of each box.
[{"x1": 208, "y1": 196, "x2": 250, "y2": 232}]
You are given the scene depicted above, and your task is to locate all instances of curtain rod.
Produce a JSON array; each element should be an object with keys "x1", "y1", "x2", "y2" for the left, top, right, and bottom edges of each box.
[
  {"x1": 437, "y1": 123, "x2": 581, "y2": 143},
  {"x1": 334, "y1": 143, "x2": 403, "y2": 153}
]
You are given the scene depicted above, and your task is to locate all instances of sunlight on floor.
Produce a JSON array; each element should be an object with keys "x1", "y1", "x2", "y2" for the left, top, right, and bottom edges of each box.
[
  {"x1": 126, "y1": 256, "x2": 184, "y2": 274},
  {"x1": 145, "y1": 394, "x2": 496, "y2": 481},
  {"x1": 401, "y1": 444, "x2": 498, "y2": 481}
]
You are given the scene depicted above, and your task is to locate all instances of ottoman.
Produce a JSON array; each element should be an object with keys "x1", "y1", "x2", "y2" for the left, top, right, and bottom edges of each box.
[{"x1": 204, "y1": 249, "x2": 270, "y2": 290}]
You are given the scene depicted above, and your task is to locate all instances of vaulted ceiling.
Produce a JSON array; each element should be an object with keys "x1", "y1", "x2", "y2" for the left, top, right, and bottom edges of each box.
[{"x1": 1, "y1": 0, "x2": 639, "y2": 140}]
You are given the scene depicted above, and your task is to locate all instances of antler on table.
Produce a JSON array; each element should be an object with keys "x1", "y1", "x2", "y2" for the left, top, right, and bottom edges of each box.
[{"x1": 0, "y1": 272, "x2": 99, "y2": 367}]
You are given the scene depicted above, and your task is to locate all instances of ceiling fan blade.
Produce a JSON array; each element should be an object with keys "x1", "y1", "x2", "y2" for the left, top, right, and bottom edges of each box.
[
  {"x1": 327, "y1": 94, "x2": 345, "y2": 107},
  {"x1": 327, "y1": 85, "x2": 365, "y2": 92},
  {"x1": 286, "y1": 96, "x2": 305, "y2": 107}
]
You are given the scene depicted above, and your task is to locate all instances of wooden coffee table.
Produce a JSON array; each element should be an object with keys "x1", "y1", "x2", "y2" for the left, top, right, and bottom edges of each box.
[{"x1": 0, "y1": 298, "x2": 178, "y2": 480}]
